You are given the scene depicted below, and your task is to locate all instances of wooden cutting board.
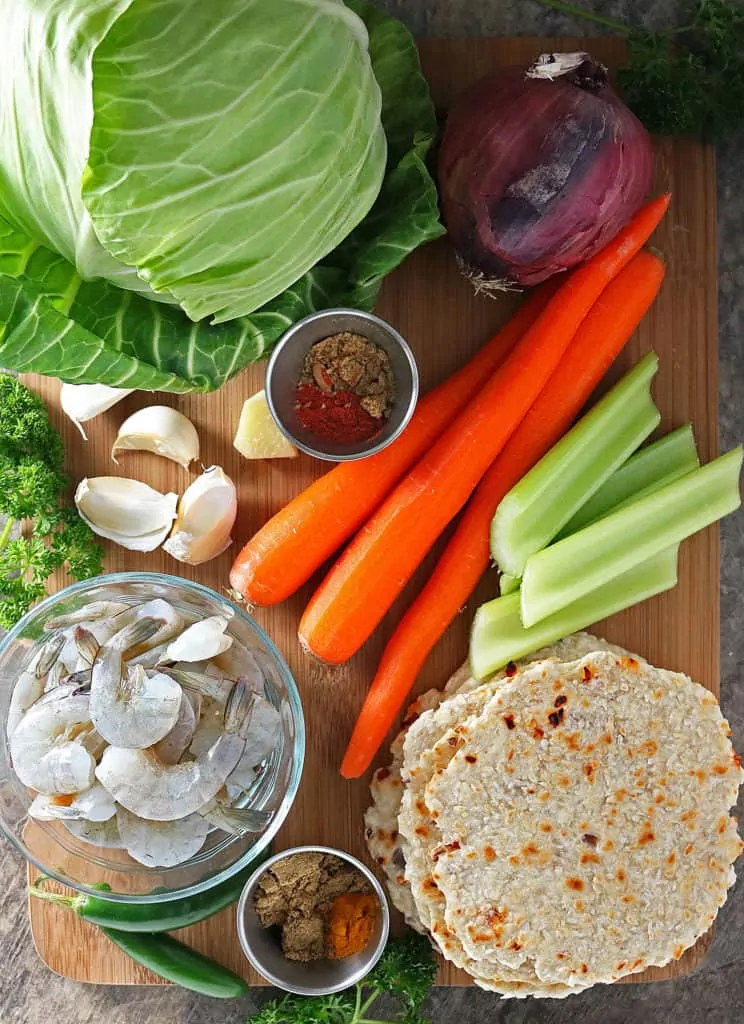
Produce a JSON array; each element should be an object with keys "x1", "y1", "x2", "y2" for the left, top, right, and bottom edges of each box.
[{"x1": 24, "y1": 36, "x2": 718, "y2": 989}]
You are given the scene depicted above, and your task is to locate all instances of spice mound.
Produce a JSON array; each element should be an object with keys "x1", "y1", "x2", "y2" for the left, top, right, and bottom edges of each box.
[
  {"x1": 254, "y1": 851, "x2": 377, "y2": 962},
  {"x1": 294, "y1": 332, "x2": 395, "y2": 444}
]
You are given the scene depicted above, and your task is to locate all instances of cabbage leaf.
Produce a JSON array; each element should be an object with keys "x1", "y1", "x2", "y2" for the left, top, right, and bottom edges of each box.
[{"x1": 0, "y1": 0, "x2": 442, "y2": 392}]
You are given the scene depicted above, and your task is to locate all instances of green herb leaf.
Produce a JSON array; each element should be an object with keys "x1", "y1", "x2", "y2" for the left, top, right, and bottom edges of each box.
[
  {"x1": 0, "y1": 375, "x2": 104, "y2": 627},
  {"x1": 534, "y1": 0, "x2": 744, "y2": 140}
]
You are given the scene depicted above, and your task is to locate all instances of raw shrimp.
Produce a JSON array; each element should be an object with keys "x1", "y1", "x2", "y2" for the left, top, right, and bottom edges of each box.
[
  {"x1": 200, "y1": 795, "x2": 271, "y2": 836},
  {"x1": 90, "y1": 647, "x2": 182, "y2": 748},
  {"x1": 43, "y1": 601, "x2": 129, "y2": 631},
  {"x1": 64, "y1": 817, "x2": 124, "y2": 849},
  {"x1": 116, "y1": 806, "x2": 209, "y2": 867},
  {"x1": 9, "y1": 691, "x2": 95, "y2": 794},
  {"x1": 44, "y1": 659, "x2": 67, "y2": 693},
  {"x1": 29, "y1": 782, "x2": 116, "y2": 822},
  {"x1": 151, "y1": 691, "x2": 198, "y2": 764},
  {"x1": 96, "y1": 681, "x2": 255, "y2": 821},
  {"x1": 7, "y1": 635, "x2": 64, "y2": 738},
  {"x1": 225, "y1": 691, "x2": 282, "y2": 790},
  {"x1": 188, "y1": 694, "x2": 227, "y2": 757},
  {"x1": 127, "y1": 642, "x2": 171, "y2": 669},
  {"x1": 73, "y1": 626, "x2": 100, "y2": 666},
  {"x1": 109, "y1": 599, "x2": 183, "y2": 655},
  {"x1": 165, "y1": 616, "x2": 233, "y2": 663},
  {"x1": 167, "y1": 666, "x2": 230, "y2": 701}
]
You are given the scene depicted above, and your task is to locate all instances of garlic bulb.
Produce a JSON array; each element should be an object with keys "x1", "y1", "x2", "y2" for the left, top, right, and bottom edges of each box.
[
  {"x1": 75, "y1": 477, "x2": 178, "y2": 552},
  {"x1": 163, "y1": 466, "x2": 237, "y2": 566},
  {"x1": 112, "y1": 406, "x2": 200, "y2": 469},
  {"x1": 61, "y1": 384, "x2": 135, "y2": 440}
]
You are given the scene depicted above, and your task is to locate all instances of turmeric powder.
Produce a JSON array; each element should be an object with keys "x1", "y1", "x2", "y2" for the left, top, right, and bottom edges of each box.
[{"x1": 327, "y1": 892, "x2": 378, "y2": 959}]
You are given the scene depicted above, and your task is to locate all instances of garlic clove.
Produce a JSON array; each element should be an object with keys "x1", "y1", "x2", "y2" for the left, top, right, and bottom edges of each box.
[
  {"x1": 61, "y1": 384, "x2": 136, "y2": 440},
  {"x1": 165, "y1": 615, "x2": 234, "y2": 663},
  {"x1": 112, "y1": 406, "x2": 200, "y2": 469},
  {"x1": 162, "y1": 466, "x2": 237, "y2": 566},
  {"x1": 75, "y1": 477, "x2": 178, "y2": 552}
]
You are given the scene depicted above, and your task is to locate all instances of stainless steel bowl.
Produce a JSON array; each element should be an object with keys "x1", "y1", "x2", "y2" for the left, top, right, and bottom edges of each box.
[
  {"x1": 237, "y1": 845, "x2": 390, "y2": 995},
  {"x1": 265, "y1": 308, "x2": 419, "y2": 461}
]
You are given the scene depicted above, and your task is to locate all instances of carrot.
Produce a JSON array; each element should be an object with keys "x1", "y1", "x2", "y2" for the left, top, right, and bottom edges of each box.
[
  {"x1": 341, "y1": 248, "x2": 666, "y2": 777},
  {"x1": 299, "y1": 195, "x2": 671, "y2": 667},
  {"x1": 229, "y1": 285, "x2": 557, "y2": 606}
]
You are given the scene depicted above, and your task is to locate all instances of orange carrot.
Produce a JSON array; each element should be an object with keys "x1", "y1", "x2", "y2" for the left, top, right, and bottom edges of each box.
[
  {"x1": 341, "y1": 248, "x2": 666, "y2": 777},
  {"x1": 229, "y1": 285, "x2": 557, "y2": 606},
  {"x1": 299, "y1": 195, "x2": 670, "y2": 667}
]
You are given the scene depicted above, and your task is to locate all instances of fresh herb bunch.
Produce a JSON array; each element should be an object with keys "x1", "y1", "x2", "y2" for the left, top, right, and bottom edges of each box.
[
  {"x1": 247, "y1": 934, "x2": 437, "y2": 1024},
  {"x1": 0, "y1": 374, "x2": 103, "y2": 629},
  {"x1": 534, "y1": 0, "x2": 744, "y2": 139}
]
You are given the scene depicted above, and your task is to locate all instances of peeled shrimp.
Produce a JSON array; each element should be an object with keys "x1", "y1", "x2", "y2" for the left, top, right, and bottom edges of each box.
[
  {"x1": 151, "y1": 691, "x2": 198, "y2": 764},
  {"x1": 96, "y1": 681, "x2": 254, "y2": 821},
  {"x1": 90, "y1": 647, "x2": 182, "y2": 748},
  {"x1": 116, "y1": 806, "x2": 209, "y2": 867},
  {"x1": 10, "y1": 692, "x2": 95, "y2": 794},
  {"x1": 29, "y1": 782, "x2": 116, "y2": 822},
  {"x1": 7, "y1": 635, "x2": 64, "y2": 738},
  {"x1": 64, "y1": 817, "x2": 124, "y2": 849}
]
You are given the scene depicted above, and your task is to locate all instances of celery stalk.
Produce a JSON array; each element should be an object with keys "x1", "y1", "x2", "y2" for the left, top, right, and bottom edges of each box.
[
  {"x1": 521, "y1": 448, "x2": 743, "y2": 628},
  {"x1": 470, "y1": 547, "x2": 679, "y2": 680},
  {"x1": 557, "y1": 424, "x2": 700, "y2": 538},
  {"x1": 499, "y1": 572, "x2": 520, "y2": 596},
  {"x1": 491, "y1": 352, "x2": 661, "y2": 577}
]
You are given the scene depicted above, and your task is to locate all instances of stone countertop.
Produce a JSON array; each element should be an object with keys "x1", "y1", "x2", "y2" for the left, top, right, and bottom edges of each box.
[{"x1": 1, "y1": 3, "x2": 742, "y2": 1022}]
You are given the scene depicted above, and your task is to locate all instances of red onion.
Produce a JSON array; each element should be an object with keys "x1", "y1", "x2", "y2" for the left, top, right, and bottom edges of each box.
[{"x1": 438, "y1": 53, "x2": 654, "y2": 292}]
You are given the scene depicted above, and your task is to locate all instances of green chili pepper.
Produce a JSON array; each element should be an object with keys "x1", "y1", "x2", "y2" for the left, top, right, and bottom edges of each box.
[
  {"x1": 101, "y1": 928, "x2": 248, "y2": 999},
  {"x1": 29, "y1": 845, "x2": 270, "y2": 932}
]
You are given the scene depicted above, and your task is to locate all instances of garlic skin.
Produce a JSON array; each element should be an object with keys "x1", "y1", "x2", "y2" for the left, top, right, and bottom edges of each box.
[
  {"x1": 163, "y1": 466, "x2": 237, "y2": 566},
  {"x1": 112, "y1": 406, "x2": 200, "y2": 469},
  {"x1": 75, "y1": 477, "x2": 178, "y2": 552},
  {"x1": 61, "y1": 384, "x2": 135, "y2": 440}
]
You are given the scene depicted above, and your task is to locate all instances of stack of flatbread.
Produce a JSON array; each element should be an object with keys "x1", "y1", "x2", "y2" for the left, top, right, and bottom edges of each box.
[{"x1": 365, "y1": 633, "x2": 743, "y2": 998}]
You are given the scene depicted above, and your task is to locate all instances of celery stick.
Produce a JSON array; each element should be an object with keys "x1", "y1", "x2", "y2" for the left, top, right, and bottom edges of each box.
[
  {"x1": 470, "y1": 547, "x2": 679, "y2": 680},
  {"x1": 499, "y1": 572, "x2": 520, "y2": 596},
  {"x1": 521, "y1": 448, "x2": 743, "y2": 628},
  {"x1": 491, "y1": 352, "x2": 661, "y2": 577},
  {"x1": 557, "y1": 425, "x2": 700, "y2": 538}
]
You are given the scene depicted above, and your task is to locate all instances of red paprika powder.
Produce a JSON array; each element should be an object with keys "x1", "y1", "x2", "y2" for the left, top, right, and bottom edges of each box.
[{"x1": 294, "y1": 384, "x2": 380, "y2": 443}]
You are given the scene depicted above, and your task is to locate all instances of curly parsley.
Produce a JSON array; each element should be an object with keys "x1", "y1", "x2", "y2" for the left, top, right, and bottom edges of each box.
[
  {"x1": 0, "y1": 374, "x2": 103, "y2": 629},
  {"x1": 534, "y1": 0, "x2": 744, "y2": 140},
  {"x1": 248, "y1": 934, "x2": 437, "y2": 1024}
]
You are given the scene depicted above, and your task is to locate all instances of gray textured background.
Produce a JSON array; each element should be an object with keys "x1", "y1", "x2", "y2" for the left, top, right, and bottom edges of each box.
[{"x1": 1, "y1": 2, "x2": 742, "y2": 1022}]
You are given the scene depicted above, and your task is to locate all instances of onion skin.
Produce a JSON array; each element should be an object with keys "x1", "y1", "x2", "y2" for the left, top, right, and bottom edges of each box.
[{"x1": 438, "y1": 55, "x2": 655, "y2": 290}]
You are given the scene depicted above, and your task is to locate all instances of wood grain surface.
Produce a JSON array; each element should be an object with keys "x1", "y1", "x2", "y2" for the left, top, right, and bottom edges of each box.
[{"x1": 25, "y1": 36, "x2": 718, "y2": 989}]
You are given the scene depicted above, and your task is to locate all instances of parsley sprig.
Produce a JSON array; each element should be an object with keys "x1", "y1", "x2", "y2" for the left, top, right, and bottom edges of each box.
[
  {"x1": 534, "y1": 0, "x2": 744, "y2": 140},
  {"x1": 0, "y1": 374, "x2": 103, "y2": 629},
  {"x1": 248, "y1": 934, "x2": 437, "y2": 1024}
]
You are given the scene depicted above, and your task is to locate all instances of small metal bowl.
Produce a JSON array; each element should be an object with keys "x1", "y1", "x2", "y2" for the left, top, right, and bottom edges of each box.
[
  {"x1": 237, "y1": 844, "x2": 390, "y2": 995},
  {"x1": 265, "y1": 308, "x2": 419, "y2": 461}
]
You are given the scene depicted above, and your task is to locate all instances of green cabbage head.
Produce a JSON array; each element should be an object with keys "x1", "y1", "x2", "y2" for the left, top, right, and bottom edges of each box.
[{"x1": 0, "y1": 0, "x2": 387, "y2": 323}]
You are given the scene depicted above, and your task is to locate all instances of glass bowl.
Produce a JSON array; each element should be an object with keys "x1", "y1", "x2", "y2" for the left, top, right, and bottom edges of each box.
[{"x1": 0, "y1": 572, "x2": 304, "y2": 903}]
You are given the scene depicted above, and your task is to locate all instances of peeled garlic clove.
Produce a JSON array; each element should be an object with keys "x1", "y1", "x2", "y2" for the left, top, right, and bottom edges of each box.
[
  {"x1": 165, "y1": 615, "x2": 234, "y2": 663},
  {"x1": 75, "y1": 477, "x2": 178, "y2": 552},
  {"x1": 61, "y1": 384, "x2": 135, "y2": 440},
  {"x1": 112, "y1": 406, "x2": 200, "y2": 469},
  {"x1": 163, "y1": 466, "x2": 237, "y2": 566}
]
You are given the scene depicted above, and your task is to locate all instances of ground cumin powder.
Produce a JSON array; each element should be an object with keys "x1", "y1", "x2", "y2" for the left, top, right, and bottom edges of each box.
[{"x1": 254, "y1": 852, "x2": 377, "y2": 962}]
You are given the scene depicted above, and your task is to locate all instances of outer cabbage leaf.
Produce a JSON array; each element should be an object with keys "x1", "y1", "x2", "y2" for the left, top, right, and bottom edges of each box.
[{"x1": 0, "y1": 0, "x2": 442, "y2": 392}]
